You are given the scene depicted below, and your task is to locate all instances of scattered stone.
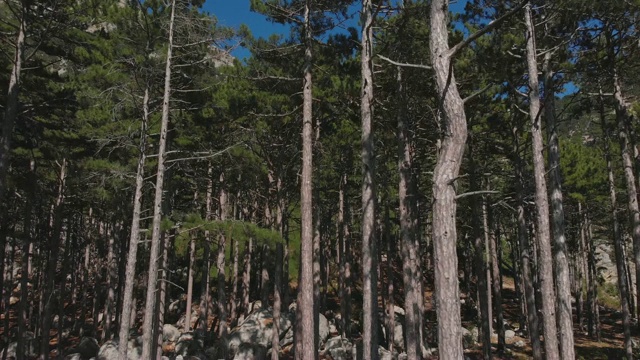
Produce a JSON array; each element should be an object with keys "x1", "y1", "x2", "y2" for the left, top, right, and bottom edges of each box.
[
  {"x1": 64, "y1": 354, "x2": 82, "y2": 360},
  {"x1": 322, "y1": 336, "x2": 353, "y2": 360},
  {"x1": 505, "y1": 329, "x2": 516, "y2": 340},
  {"x1": 97, "y1": 338, "x2": 142, "y2": 360},
  {"x1": 226, "y1": 308, "x2": 294, "y2": 356},
  {"x1": 163, "y1": 324, "x2": 181, "y2": 343},
  {"x1": 233, "y1": 342, "x2": 267, "y2": 360},
  {"x1": 513, "y1": 340, "x2": 526, "y2": 348}
]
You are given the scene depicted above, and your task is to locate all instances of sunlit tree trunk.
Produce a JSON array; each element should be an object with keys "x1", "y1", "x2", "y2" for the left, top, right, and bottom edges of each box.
[
  {"x1": 140, "y1": 0, "x2": 176, "y2": 357},
  {"x1": 295, "y1": 0, "x2": 315, "y2": 358},
  {"x1": 600, "y1": 90, "x2": 633, "y2": 359},
  {"x1": 513, "y1": 120, "x2": 542, "y2": 360},
  {"x1": 543, "y1": 52, "x2": 574, "y2": 360},
  {"x1": 524, "y1": 5, "x2": 560, "y2": 358},
  {"x1": 429, "y1": 0, "x2": 466, "y2": 356},
  {"x1": 217, "y1": 173, "x2": 229, "y2": 337},
  {"x1": 118, "y1": 84, "x2": 149, "y2": 358},
  {"x1": 361, "y1": 0, "x2": 378, "y2": 358}
]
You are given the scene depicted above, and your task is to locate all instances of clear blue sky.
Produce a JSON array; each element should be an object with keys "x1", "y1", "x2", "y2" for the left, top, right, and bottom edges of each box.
[{"x1": 202, "y1": 1, "x2": 469, "y2": 59}]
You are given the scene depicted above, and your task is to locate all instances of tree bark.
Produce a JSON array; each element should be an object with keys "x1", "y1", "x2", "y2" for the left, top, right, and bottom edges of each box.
[
  {"x1": 141, "y1": 0, "x2": 176, "y2": 357},
  {"x1": 600, "y1": 90, "x2": 634, "y2": 359},
  {"x1": 524, "y1": 4, "x2": 560, "y2": 358},
  {"x1": 396, "y1": 65, "x2": 423, "y2": 360},
  {"x1": 611, "y1": 58, "x2": 640, "y2": 325},
  {"x1": 200, "y1": 163, "x2": 213, "y2": 332},
  {"x1": 185, "y1": 228, "x2": 196, "y2": 332},
  {"x1": 469, "y1": 144, "x2": 491, "y2": 359},
  {"x1": 361, "y1": 0, "x2": 379, "y2": 358},
  {"x1": 40, "y1": 158, "x2": 67, "y2": 360},
  {"x1": 272, "y1": 242, "x2": 283, "y2": 360},
  {"x1": 295, "y1": 0, "x2": 315, "y2": 358},
  {"x1": 338, "y1": 173, "x2": 351, "y2": 339},
  {"x1": 429, "y1": 0, "x2": 466, "y2": 357},
  {"x1": 487, "y1": 202, "x2": 505, "y2": 354},
  {"x1": 543, "y1": 52, "x2": 574, "y2": 360},
  {"x1": 513, "y1": 121, "x2": 543, "y2": 360},
  {"x1": 217, "y1": 173, "x2": 228, "y2": 338},
  {"x1": 118, "y1": 84, "x2": 149, "y2": 359},
  {"x1": 16, "y1": 158, "x2": 34, "y2": 360},
  {"x1": 0, "y1": 0, "x2": 25, "y2": 205}
]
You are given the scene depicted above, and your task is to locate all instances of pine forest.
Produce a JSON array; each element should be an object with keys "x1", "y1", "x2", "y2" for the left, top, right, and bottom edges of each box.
[{"x1": 1, "y1": 0, "x2": 640, "y2": 359}]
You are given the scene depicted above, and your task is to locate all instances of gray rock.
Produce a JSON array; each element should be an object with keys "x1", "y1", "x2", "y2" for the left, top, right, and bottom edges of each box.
[
  {"x1": 75, "y1": 337, "x2": 99, "y2": 359},
  {"x1": 233, "y1": 343, "x2": 267, "y2": 360},
  {"x1": 461, "y1": 326, "x2": 478, "y2": 349},
  {"x1": 0, "y1": 332, "x2": 37, "y2": 359},
  {"x1": 322, "y1": 336, "x2": 353, "y2": 360},
  {"x1": 97, "y1": 339, "x2": 142, "y2": 360},
  {"x1": 163, "y1": 324, "x2": 181, "y2": 342},
  {"x1": 65, "y1": 354, "x2": 82, "y2": 360},
  {"x1": 513, "y1": 340, "x2": 526, "y2": 348},
  {"x1": 505, "y1": 329, "x2": 516, "y2": 340},
  {"x1": 175, "y1": 332, "x2": 204, "y2": 357},
  {"x1": 319, "y1": 313, "x2": 330, "y2": 345},
  {"x1": 226, "y1": 309, "x2": 293, "y2": 356}
]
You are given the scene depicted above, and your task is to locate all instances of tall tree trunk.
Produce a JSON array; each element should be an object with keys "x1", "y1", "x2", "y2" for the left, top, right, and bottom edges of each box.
[
  {"x1": 429, "y1": 0, "x2": 467, "y2": 357},
  {"x1": 524, "y1": 5, "x2": 560, "y2": 358},
  {"x1": 543, "y1": 52, "x2": 574, "y2": 360},
  {"x1": 40, "y1": 158, "x2": 67, "y2": 360},
  {"x1": 600, "y1": 90, "x2": 634, "y2": 359},
  {"x1": 0, "y1": 0, "x2": 25, "y2": 205},
  {"x1": 102, "y1": 224, "x2": 116, "y2": 341},
  {"x1": 154, "y1": 229, "x2": 171, "y2": 360},
  {"x1": 17, "y1": 158, "x2": 34, "y2": 360},
  {"x1": 487, "y1": 201, "x2": 505, "y2": 353},
  {"x1": 200, "y1": 163, "x2": 213, "y2": 332},
  {"x1": 217, "y1": 173, "x2": 228, "y2": 338},
  {"x1": 141, "y1": 1, "x2": 176, "y2": 357},
  {"x1": 272, "y1": 242, "x2": 283, "y2": 360},
  {"x1": 611, "y1": 58, "x2": 640, "y2": 324},
  {"x1": 295, "y1": 0, "x2": 315, "y2": 358},
  {"x1": 338, "y1": 173, "x2": 351, "y2": 339},
  {"x1": 360, "y1": 1, "x2": 379, "y2": 358},
  {"x1": 240, "y1": 237, "x2": 252, "y2": 323},
  {"x1": 397, "y1": 65, "x2": 422, "y2": 360},
  {"x1": 185, "y1": 229, "x2": 196, "y2": 332},
  {"x1": 470, "y1": 146, "x2": 491, "y2": 359},
  {"x1": 513, "y1": 122, "x2": 542, "y2": 360},
  {"x1": 118, "y1": 85, "x2": 149, "y2": 358}
]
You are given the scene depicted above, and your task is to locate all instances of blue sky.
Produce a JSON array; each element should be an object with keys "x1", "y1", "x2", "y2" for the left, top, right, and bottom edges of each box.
[{"x1": 202, "y1": 1, "x2": 470, "y2": 59}]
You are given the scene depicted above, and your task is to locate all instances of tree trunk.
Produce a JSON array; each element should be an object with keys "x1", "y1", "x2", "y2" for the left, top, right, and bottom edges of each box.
[
  {"x1": 102, "y1": 223, "x2": 116, "y2": 341},
  {"x1": 396, "y1": 65, "x2": 423, "y2": 360},
  {"x1": 40, "y1": 158, "x2": 67, "y2": 360},
  {"x1": 524, "y1": 5, "x2": 560, "y2": 358},
  {"x1": 200, "y1": 163, "x2": 213, "y2": 332},
  {"x1": 543, "y1": 52, "x2": 575, "y2": 360},
  {"x1": 513, "y1": 123, "x2": 542, "y2": 360},
  {"x1": 140, "y1": 1, "x2": 176, "y2": 357},
  {"x1": 185, "y1": 229, "x2": 196, "y2": 332},
  {"x1": 487, "y1": 202, "x2": 505, "y2": 353},
  {"x1": 612, "y1": 60, "x2": 640, "y2": 325},
  {"x1": 600, "y1": 90, "x2": 634, "y2": 359},
  {"x1": 360, "y1": 1, "x2": 379, "y2": 358},
  {"x1": 154, "y1": 229, "x2": 171, "y2": 360},
  {"x1": 16, "y1": 158, "x2": 34, "y2": 360},
  {"x1": 295, "y1": 0, "x2": 315, "y2": 358},
  {"x1": 429, "y1": 0, "x2": 466, "y2": 357},
  {"x1": 470, "y1": 146, "x2": 491, "y2": 359},
  {"x1": 0, "y1": 0, "x2": 25, "y2": 204},
  {"x1": 338, "y1": 173, "x2": 351, "y2": 339},
  {"x1": 272, "y1": 242, "x2": 283, "y2": 360},
  {"x1": 217, "y1": 173, "x2": 228, "y2": 338},
  {"x1": 241, "y1": 237, "x2": 252, "y2": 323},
  {"x1": 118, "y1": 84, "x2": 149, "y2": 359}
]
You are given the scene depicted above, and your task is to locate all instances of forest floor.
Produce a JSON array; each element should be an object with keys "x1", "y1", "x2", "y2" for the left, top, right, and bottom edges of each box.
[{"x1": 0, "y1": 275, "x2": 635, "y2": 359}]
